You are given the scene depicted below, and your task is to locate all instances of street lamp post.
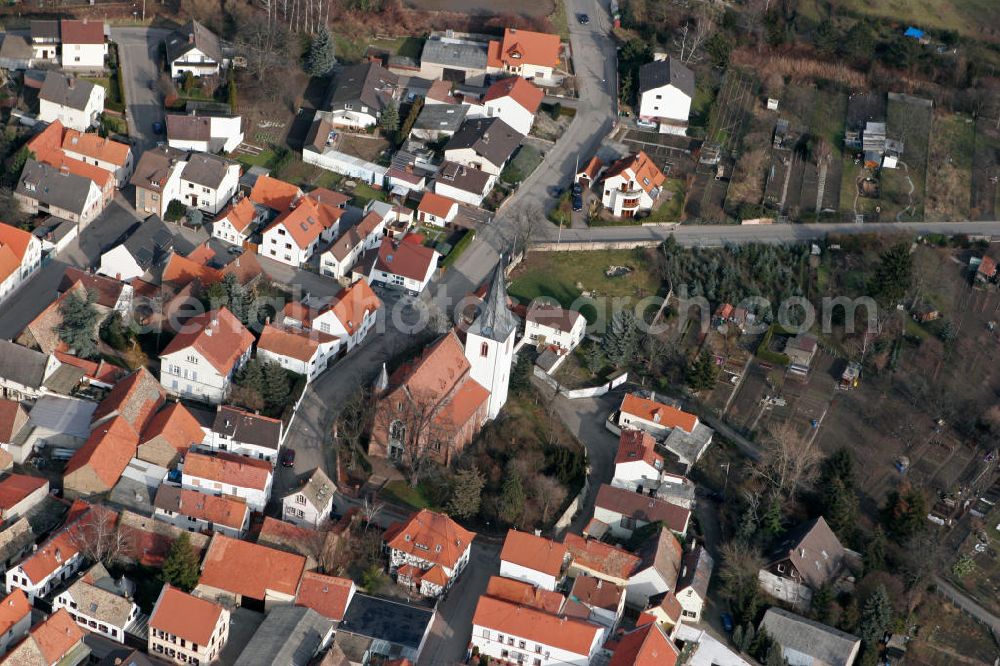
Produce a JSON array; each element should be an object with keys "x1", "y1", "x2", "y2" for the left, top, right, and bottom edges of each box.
[{"x1": 720, "y1": 461, "x2": 730, "y2": 499}]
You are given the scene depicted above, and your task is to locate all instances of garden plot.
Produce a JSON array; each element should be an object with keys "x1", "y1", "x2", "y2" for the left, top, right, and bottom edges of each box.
[
  {"x1": 925, "y1": 112, "x2": 976, "y2": 221},
  {"x1": 971, "y1": 116, "x2": 1000, "y2": 220},
  {"x1": 881, "y1": 93, "x2": 933, "y2": 222}
]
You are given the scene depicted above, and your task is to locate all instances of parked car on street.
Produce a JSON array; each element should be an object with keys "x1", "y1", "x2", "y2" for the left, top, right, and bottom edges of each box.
[{"x1": 280, "y1": 449, "x2": 296, "y2": 467}]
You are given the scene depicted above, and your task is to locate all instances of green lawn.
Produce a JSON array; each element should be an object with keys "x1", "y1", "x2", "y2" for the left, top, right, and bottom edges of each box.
[
  {"x1": 804, "y1": 0, "x2": 1000, "y2": 41},
  {"x1": 501, "y1": 144, "x2": 544, "y2": 185},
  {"x1": 882, "y1": 95, "x2": 933, "y2": 221},
  {"x1": 550, "y1": 0, "x2": 570, "y2": 40},
  {"x1": 84, "y1": 76, "x2": 111, "y2": 92},
  {"x1": 370, "y1": 36, "x2": 425, "y2": 59},
  {"x1": 647, "y1": 179, "x2": 686, "y2": 222},
  {"x1": 350, "y1": 182, "x2": 387, "y2": 208},
  {"x1": 381, "y1": 480, "x2": 432, "y2": 510},
  {"x1": 509, "y1": 249, "x2": 661, "y2": 324}
]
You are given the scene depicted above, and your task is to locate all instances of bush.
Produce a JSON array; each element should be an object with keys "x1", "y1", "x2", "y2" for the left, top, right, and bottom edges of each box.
[
  {"x1": 165, "y1": 200, "x2": 187, "y2": 222},
  {"x1": 548, "y1": 102, "x2": 561, "y2": 120}
]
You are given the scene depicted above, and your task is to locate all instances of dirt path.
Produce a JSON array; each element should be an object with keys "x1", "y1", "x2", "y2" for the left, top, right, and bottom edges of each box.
[{"x1": 895, "y1": 160, "x2": 917, "y2": 221}]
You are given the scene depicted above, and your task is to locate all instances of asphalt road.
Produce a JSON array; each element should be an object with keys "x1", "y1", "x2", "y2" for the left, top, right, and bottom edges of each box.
[{"x1": 111, "y1": 27, "x2": 172, "y2": 152}]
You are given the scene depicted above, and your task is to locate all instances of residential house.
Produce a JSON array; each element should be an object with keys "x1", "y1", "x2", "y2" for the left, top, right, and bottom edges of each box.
[
  {"x1": 313, "y1": 278, "x2": 382, "y2": 352},
  {"x1": 369, "y1": 331, "x2": 490, "y2": 464},
  {"x1": 282, "y1": 467, "x2": 335, "y2": 528},
  {"x1": 211, "y1": 196, "x2": 263, "y2": 247},
  {"x1": 576, "y1": 156, "x2": 604, "y2": 187},
  {"x1": 0, "y1": 401, "x2": 30, "y2": 458},
  {"x1": 612, "y1": 430, "x2": 663, "y2": 493},
  {"x1": 60, "y1": 19, "x2": 107, "y2": 70},
  {"x1": 180, "y1": 450, "x2": 272, "y2": 512},
  {"x1": 484, "y1": 576, "x2": 566, "y2": 615},
  {"x1": 153, "y1": 485, "x2": 250, "y2": 538},
  {"x1": 444, "y1": 117, "x2": 522, "y2": 177},
  {"x1": 250, "y1": 173, "x2": 303, "y2": 212},
  {"x1": 0, "y1": 521, "x2": 35, "y2": 586},
  {"x1": 165, "y1": 20, "x2": 227, "y2": 78},
  {"x1": 38, "y1": 72, "x2": 104, "y2": 132},
  {"x1": 335, "y1": 593, "x2": 435, "y2": 664},
  {"x1": 416, "y1": 191, "x2": 459, "y2": 227},
  {"x1": 433, "y1": 160, "x2": 495, "y2": 207},
  {"x1": 499, "y1": 529, "x2": 567, "y2": 592},
  {"x1": 411, "y1": 104, "x2": 469, "y2": 141},
  {"x1": 609, "y1": 623, "x2": 679, "y2": 666},
  {"x1": 8, "y1": 394, "x2": 95, "y2": 463},
  {"x1": 318, "y1": 211, "x2": 386, "y2": 280},
  {"x1": 260, "y1": 195, "x2": 346, "y2": 267},
  {"x1": 167, "y1": 112, "x2": 244, "y2": 153},
  {"x1": 524, "y1": 302, "x2": 586, "y2": 353},
  {"x1": 29, "y1": 20, "x2": 60, "y2": 62},
  {"x1": 0, "y1": 589, "x2": 31, "y2": 656},
  {"x1": 204, "y1": 405, "x2": 283, "y2": 464},
  {"x1": 179, "y1": 153, "x2": 240, "y2": 215},
  {"x1": 592, "y1": 483, "x2": 691, "y2": 540},
  {"x1": 107, "y1": 458, "x2": 168, "y2": 516},
  {"x1": 235, "y1": 605, "x2": 334, "y2": 666},
  {"x1": 758, "y1": 516, "x2": 850, "y2": 610},
  {"x1": 136, "y1": 402, "x2": 205, "y2": 467},
  {"x1": 2, "y1": 608, "x2": 88, "y2": 665},
  {"x1": 482, "y1": 76, "x2": 544, "y2": 135},
  {"x1": 641, "y1": 591, "x2": 683, "y2": 633},
  {"x1": 786, "y1": 333, "x2": 818, "y2": 380},
  {"x1": 15, "y1": 159, "x2": 104, "y2": 227},
  {"x1": 97, "y1": 215, "x2": 175, "y2": 282},
  {"x1": 256, "y1": 323, "x2": 340, "y2": 380},
  {"x1": 33, "y1": 145, "x2": 116, "y2": 210},
  {"x1": 418, "y1": 35, "x2": 490, "y2": 85},
  {"x1": 0, "y1": 341, "x2": 63, "y2": 402},
  {"x1": 760, "y1": 607, "x2": 861, "y2": 666},
  {"x1": 0, "y1": 34, "x2": 34, "y2": 71},
  {"x1": 295, "y1": 572, "x2": 356, "y2": 622},
  {"x1": 616, "y1": 392, "x2": 714, "y2": 469},
  {"x1": 0, "y1": 474, "x2": 48, "y2": 522},
  {"x1": 675, "y1": 543, "x2": 713, "y2": 623},
  {"x1": 61, "y1": 128, "x2": 134, "y2": 187},
  {"x1": 321, "y1": 62, "x2": 399, "y2": 129},
  {"x1": 471, "y1": 596, "x2": 603, "y2": 666},
  {"x1": 158, "y1": 308, "x2": 255, "y2": 404},
  {"x1": 626, "y1": 527, "x2": 683, "y2": 608},
  {"x1": 0, "y1": 222, "x2": 43, "y2": 305},
  {"x1": 566, "y1": 575, "x2": 626, "y2": 632},
  {"x1": 564, "y1": 534, "x2": 641, "y2": 587},
  {"x1": 383, "y1": 509, "x2": 475, "y2": 598},
  {"x1": 637, "y1": 56, "x2": 695, "y2": 135},
  {"x1": 148, "y1": 584, "x2": 230, "y2": 665},
  {"x1": 486, "y1": 28, "x2": 562, "y2": 82},
  {"x1": 5, "y1": 527, "x2": 84, "y2": 603},
  {"x1": 194, "y1": 534, "x2": 306, "y2": 610},
  {"x1": 116, "y1": 510, "x2": 210, "y2": 568},
  {"x1": 368, "y1": 236, "x2": 439, "y2": 294},
  {"x1": 600, "y1": 151, "x2": 666, "y2": 218},
  {"x1": 131, "y1": 146, "x2": 187, "y2": 219},
  {"x1": 53, "y1": 563, "x2": 139, "y2": 643}
]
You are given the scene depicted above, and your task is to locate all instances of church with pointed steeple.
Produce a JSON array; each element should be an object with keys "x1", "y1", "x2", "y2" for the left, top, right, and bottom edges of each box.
[{"x1": 368, "y1": 262, "x2": 518, "y2": 465}]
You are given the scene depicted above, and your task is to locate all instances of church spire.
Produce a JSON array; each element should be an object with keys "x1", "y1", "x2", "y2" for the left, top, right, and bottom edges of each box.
[{"x1": 469, "y1": 257, "x2": 518, "y2": 343}]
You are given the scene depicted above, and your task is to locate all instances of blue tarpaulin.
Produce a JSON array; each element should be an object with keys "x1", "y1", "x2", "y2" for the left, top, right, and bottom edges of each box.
[{"x1": 904, "y1": 27, "x2": 925, "y2": 39}]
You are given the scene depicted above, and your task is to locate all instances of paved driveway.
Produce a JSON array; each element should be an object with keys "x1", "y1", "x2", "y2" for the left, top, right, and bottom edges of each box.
[{"x1": 111, "y1": 27, "x2": 172, "y2": 151}]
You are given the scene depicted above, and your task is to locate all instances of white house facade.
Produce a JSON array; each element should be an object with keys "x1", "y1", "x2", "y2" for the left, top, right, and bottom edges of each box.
[
  {"x1": 5, "y1": 533, "x2": 83, "y2": 603},
  {"x1": 524, "y1": 303, "x2": 586, "y2": 353},
  {"x1": 179, "y1": 156, "x2": 240, "y2": 215},
  {"x1": 472, "y1": 596, "x2": 603, "y2": 666},
  {"x1": 160, "y1": 345, "x2": 249, "y2": 405},
  {"x1": 181, "y1": 451, "x2": 273, "y2": 513},
  {"x1": 53, "y1": 580, "x2": 140, "y2": 643},
  {"x1": 39, "y1": 82, "x2": 104, "y2": 132},
  {"x1": 0, "y1": 225, "x2": 42, "y2": 306}
]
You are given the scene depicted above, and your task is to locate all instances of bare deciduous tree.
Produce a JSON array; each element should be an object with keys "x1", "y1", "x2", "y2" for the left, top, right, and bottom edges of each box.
[
  {"x1": 335, "y1": 388, "x2": 374, "y2": 471},
  {"x1": 69, "y1": 506, "x2": 133, "y2": 566},
  {"x1": 375, "y1": 388, "x2": 450, "y2": 487},
  {"x1": 532, "y1": 475, "x2": 568, "y2": 525},
  {"x1": 361, "y1": 496, "x2": 385, "y2": 531},
  {"x1": 674, "y1": 6, "x2": 718, "y2": 64},
  {"x1": 748, "y1": 422, "x2": 822, "y2": 500},
  {"x1": 506, "y1": 203, "x2": 545, "y2": 259}
]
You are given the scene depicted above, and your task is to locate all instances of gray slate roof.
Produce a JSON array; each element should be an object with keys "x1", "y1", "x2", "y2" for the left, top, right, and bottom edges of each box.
[
  {"x1": 638, "y1": 57, "x2": 695, "y2": 98},
  {"x1": 180, "y1": 153, "x2": 235, "y2": 190},
  {"x1": 30, "y1": 20, "x2": 60, "y2": 42},
  {"x1": 236, "y1": 606, "x2": 333, "y2": 666},
  {"x1": 0, "y1": 35, "x2": 33, "y2": 62},
  {"x1": 676, "y1": 544, "x2": 713, "y2": 599},
  {"x1": 414, "y1": 104, "x2": 468, "y2": 134},
  {"x1": 420, "y1": 37, "x2": 489, "y2": 70},
  {"x1": 327, "y1": 62, "x2": 398, "y2": 114},
  {"x1": 764, "y1": 516, "x2": 847, "y2": 589},
  {"x1": 130, "y1": 145, "x2": 187, "y2": 191},
  {"x1": 290, "y1": 467, "x2": 335, "y2": 510},
  {"x1": 467, "y1": 263, "x2": 518, "y2": 343},
  {"x1": 16, "y1": 159, "x2": 95, "y2": 216},
  {"x1": 66, "y1": 577, "x2": 134, "y2": 627},
  {"x1": 212, "y1": 406, "x2": 281, "y2": 450},
  {"x1": 761, "y1": 607, "x2": 861, "y2": 666},
  {"x1": 435, "y1": 160, "x2": 492, "y2": 195},
  {"x1": 165, "y1": 20, "x2": 223, "y2": 64},
  {"x1": 338, "y1": 593, "x2": 434, "y2": 652},
  {"x1": 444, "y1": 117, "x2": 522, "y2": 169},
  {"x1": 121, "y1": 216, "x2": 175, "y2": 271},
  {"x1": 40, "y1": 71, "x2": 99, "y2": 111},
  {"x1": 0, "y1": 341, "x2": 49, "y2": 391}
]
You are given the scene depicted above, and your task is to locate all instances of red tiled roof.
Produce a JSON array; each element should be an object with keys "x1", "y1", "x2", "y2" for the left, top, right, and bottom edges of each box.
[
  {"x1": 59, "y1": 19, "x2": 104, "y2": 45},
  {"x1": 0, "y1": 400, "x2": 27, "y2": 443},
  {"x1": 327, "y1": 279, "x2": 381, "y2": 333},
  {"x1": 434, "y1": 377, "x2": 489, "y2": 429},
  {"x1": 418, "y1": 191, "x2": 457, "y2": 218},
  {"x1": 485, "y1": 575, "x2": 564, "y2": 614},
  {"x1": 160, "y1": 308, "x2": 254, "y2": 374},
  {"x1": 198, "y1": 534, "x2": 306, "y2": 599},
  {"x1": 250, "y1": 174, "x2": 303, "y2": 211},
  {"x1": 602, "y1": 151, "x2": 666, "y2": 195},
  {"x1": 161, "y1": 252, "x2": 222, "y2": 287},
  {"x1": 265, "y1": 196, "x2": 343, "y2": 250},
  {"x1": 473, "y1": 596, "x2": 600, "y2": 656},
  {"x1": 595, "y1": 484, "x2": 691, "y2": 534},
  {"x1": 258, "y1": 323, "x2": 339, "y2": 363},
  {"x1": 373, "y1": 237, "x2": 437, "y2": 282},
  {"x1": 149, "y1": 584, "x2": 225, "y2": 646},
  {"x1": 61, "y1": 129, "x2": 129, "y2": 167},
  {"x1": 620, "y1": 393, "x2": 698, "y2": 434},
  {"x1": 0, "y1": 589, "x2": 29, "y2": 636},
  {"x1": 389, "y1": 331, "x2": 470, "y2": 401},
  {"x1": 183, "y1": 451, "x2": 271, "y2": 491},
  {"x1": 483, "y1": 76, "x2": 544, "y2": 113},
  {"x1": 216, "y1": 196, "x2": 258, "y2": 234},
  {"x1": 500, "y1": 529, "x2": 567, "y2": 578},
  {"x1": 577, "y1": 156, "x2": 603, "y2": 180},
  {"x1": 141, "y1": 403, "x2": 204, "y2": 454},
  {"x1": 64, "y1": 415, "x2": 140, "y2": 490},
  {"x1": 384, "y1": 509, "x2": 475, "y2": 570},
  {"x1": 489, "y1": 28, "x2": 561, "y2": 68},
  {"x1": 615, "y1": 430, "x2": 663, "y2": 468},
  {"x1": 92, "y1": 367, "x2": 165, "y2": 433},
  {"x1": 295, "y1": 572, "x2": 355, "y2": 622},
  {"x1": 26, "y1": 120, "x2": 64, "y2": 159},
  {"x1": 155, "y1": 486, "x2": 248, "y2": 530},
  {"x1": 307, "y1": 188, "x2": 351, "y2": 208},
  {"x1": 28, "y1": 608, "x2": 85, "y2": 664},
  {"x1": 609, "y1": 623, "x2": 678, "y2": 666},
  {"x1": 0, "y1": 474, "x2": 46, "y2": 511},
  {"x1": 979, "y1": 256, "x2": 997, "y2": 277},
  {"x1": 18, "y1": 529, "x2": 79, "y2": 583},
  {"x1": 563, "y1": 534, "x2": 641, "y2": 580}
]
